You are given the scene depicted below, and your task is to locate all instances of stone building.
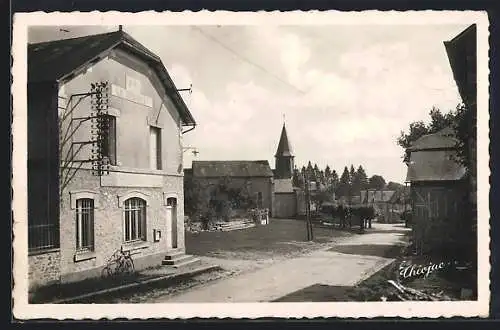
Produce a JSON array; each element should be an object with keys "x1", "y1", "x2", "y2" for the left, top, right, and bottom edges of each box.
[
  {"x1": 189, "y1": 160, "x2": 275, "y2": 212},
  {"x1": 27, "y1": 29, "x2": 197, "y2": 290},
  {"x1": 272, "y1": 123, "x2": 299, "y2": 218},
  {"x1": 184, "y1": 122, "x2": 304, "y2": 219}
]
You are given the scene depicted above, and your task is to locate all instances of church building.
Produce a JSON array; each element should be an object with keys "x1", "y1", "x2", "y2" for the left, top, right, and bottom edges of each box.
[
  {"x1": 185, "y1": 122, "x2": 304, "y2": 220},
  {"x1": 272, "y1": 123, "x2": 301, "y2": 218}
]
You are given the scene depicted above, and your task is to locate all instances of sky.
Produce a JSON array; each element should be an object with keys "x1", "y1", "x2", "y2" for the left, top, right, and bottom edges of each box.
[{"x1": 28, "y1": 24, "x2": 469, "y2": 183}]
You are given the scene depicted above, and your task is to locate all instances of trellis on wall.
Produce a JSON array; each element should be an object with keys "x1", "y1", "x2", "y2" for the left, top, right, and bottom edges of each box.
[{"x1": 59, "y1": 81, "x2": 111, "y2": 201}]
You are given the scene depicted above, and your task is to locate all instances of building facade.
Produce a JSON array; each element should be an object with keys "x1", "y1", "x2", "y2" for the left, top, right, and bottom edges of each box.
[
  {"x1": 405, "y1": 127, "x2": 468, "y2": 256},
  {"x1": 360, "y1": 189, "x2": 396, "y2": 223},
  {"x1": 27, "y1": 30, "x2": 196, "y2": 289},
  {"x1": 189, "y1": 160, "x2": 275, "y2": 213}
]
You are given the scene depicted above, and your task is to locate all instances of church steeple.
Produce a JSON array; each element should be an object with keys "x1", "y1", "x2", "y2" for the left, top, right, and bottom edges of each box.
[
  {"x1": 274, "y1": 122, "x2": 294, "y2": 179},
  {"x1": 275, "y1": 122, "x2": 294, "y2": 157}
]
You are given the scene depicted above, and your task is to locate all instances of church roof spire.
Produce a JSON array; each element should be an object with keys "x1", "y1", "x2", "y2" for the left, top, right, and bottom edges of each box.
[{"x1": 275, "y1": 122, "x2": 294, "y2": 157}]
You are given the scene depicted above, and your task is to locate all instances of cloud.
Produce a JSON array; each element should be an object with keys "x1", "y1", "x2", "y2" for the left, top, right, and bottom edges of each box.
[
  {"x1": 28, "y1": 25, "x2": 465, "y2": 183},
  {"x1": 169, "y1": 26, "x2": 463, "y2": 182}
]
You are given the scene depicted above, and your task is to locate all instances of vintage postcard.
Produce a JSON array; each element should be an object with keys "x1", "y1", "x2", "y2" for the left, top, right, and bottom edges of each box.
[{"x1": 12, "y1": 10, "x2": 490, "y2": 319}]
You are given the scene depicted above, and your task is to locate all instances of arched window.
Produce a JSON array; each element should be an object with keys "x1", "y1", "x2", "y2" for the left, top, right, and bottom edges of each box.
[
  {"x1": 166, "y1": 197, "x2": 177, "y2": 207},
  {"x1": 124, "y1": 197, "x2": 147, "y2": 242}
]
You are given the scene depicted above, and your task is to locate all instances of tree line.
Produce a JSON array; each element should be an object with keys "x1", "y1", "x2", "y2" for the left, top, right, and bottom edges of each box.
[{"x1": 292, "y1": 161, "x2": 403, "y2": 199}]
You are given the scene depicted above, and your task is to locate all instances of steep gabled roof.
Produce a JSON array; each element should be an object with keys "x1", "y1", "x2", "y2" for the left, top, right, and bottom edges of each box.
[
  {"x1": 405, "y1": 149, "x2": 466, "y2": 182},
  {"x1": 192, "y1": 161, "x2": 274, "y2": 178},
  {"x1": 28, "y1": 30, "x2": 196, "y2": 126},
  {"x1": 275, "y1": 123, "x2": 294, "y2": 157},
  {"x1": 444, "y1": 24, "x2": 477, "y2": 107},
  {"x1": 405, "y1": 127, "x2": 466, "y2": 182},
  {"x1": 407, "y1": 127, "x2": 458, "y2": 152}
]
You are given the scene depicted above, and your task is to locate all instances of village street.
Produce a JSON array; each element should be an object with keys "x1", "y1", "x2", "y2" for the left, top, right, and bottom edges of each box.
[{"x1": 153, "y1": 222, "x2": 410, "y2": 303}]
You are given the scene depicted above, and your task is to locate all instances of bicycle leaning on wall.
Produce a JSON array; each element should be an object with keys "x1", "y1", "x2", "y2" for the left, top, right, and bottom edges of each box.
[{"x1": 101, "y1": 246, "x2": 135, "y2": 278}]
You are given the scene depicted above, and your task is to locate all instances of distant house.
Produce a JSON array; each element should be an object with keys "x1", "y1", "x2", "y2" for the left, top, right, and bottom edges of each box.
[
  {"x1": 360, "y1": 189, "x2": 396, "y2": 223},
  {"x1": 405, "y1": 127, "x2": 468, "y2": 255},
  {"x1": 185, "y1": 123, "x2": 306, "y2": 220},
  {"x1": 28, "y1": 30, "x2": 196, "y2": 290},
  {"x1": 188, "y1": 160, "x2": 274, "y2": 212}
]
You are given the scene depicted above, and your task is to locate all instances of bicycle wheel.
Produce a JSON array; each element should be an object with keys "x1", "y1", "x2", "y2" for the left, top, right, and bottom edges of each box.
[
  {"x1": 123, "y1": 258, "x2": 135, "y2": 275},
  {"x1": 101, "y1": 265, "x2": 113, "y2": 278}
]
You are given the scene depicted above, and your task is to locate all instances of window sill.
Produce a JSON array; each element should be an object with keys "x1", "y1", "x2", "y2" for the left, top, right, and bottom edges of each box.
[
  {"x1": 28, "y1": 247, "x2": 61, "y2": 257},
  {"x1": 73, "y1": 250, "x2": 96, "y2": 263},
  {"x1": 122, "y1": 240, "x2": 149, "y2": 254},
  {"x1": 107, "y1": 165, "x2": 182, "y2": 177}
]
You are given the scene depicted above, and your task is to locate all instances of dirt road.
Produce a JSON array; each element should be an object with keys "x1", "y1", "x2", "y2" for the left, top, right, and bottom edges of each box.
[{"x1": 154, "y1": 223, "x2": 409, "y2": 303}]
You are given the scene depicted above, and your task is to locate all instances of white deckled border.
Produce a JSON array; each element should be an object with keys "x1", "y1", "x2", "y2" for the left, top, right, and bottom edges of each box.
[{"x1": 12, "y1": 10, "x2": 490, "y2": 320}]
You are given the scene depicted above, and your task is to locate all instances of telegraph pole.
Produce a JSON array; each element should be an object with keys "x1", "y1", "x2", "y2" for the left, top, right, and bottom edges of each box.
[
  {"x1": 304, "y1": 171, "x2": 313, "y2": 241},
  {"x1": 304, "y1": 172, "x2": 309, "y2": 241}
]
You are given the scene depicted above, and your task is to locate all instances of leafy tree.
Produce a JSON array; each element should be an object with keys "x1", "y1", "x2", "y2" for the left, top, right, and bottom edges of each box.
[
  {"x1": 397, "y1": 103, "x2": 474, "y2": 175},
  {"x1": 311, "y1": 189, "x2": 332, "y2": 211},
  {"x1": 397, "y1": 107, "x2": 459, "y2": 162},
  {"x1": 368, "y1": 175, "x2": 386, "y2": 190},
  {"x1": 397, "y1": 121, "x2": 428, "y2": 162},
  {"x1": 452, "y1": 103, "x2": 476, "y2": 174},
  {"x1": 386, "y1": 181, "x2": 404, "y2": 191},
  {"x1": 428, "y1": 107, "x2": 456, "y2": 133},
  {"x1": 184, "y1": 178, "x2": 210, "y2": 217}
]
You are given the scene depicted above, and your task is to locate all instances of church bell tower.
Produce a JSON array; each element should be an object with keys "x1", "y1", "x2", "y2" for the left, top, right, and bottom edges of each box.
[{"x1": 274, "y1": 122, "x2": 294, "y2": 179}]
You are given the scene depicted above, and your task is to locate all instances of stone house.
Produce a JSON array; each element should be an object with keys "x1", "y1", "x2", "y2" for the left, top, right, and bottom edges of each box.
[
  {"x1": 184, "y1": 123, "x2": 304, "y2": 219},
  {"x1": 187, "y1": 160, "x2": 274, "y2": 215},
  {"x1": 27, "y1": 29, "x2": 196, "y2": 289}
]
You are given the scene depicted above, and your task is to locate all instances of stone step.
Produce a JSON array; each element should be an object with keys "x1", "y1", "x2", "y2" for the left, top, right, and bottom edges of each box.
[
  {"x1": 172, "y1": 257, "x2": 201, "y2": 269},
  {"x1": 221, "y1": 223, "x2": 256, "y2": 232},
  {"x1": 163, "y1": 251, "x2": 186, "y2": 261},
  {"x1": 162, "y1": 254, "x2": 194, "y2": 266},
  {"x1": 219, "y1": 220, "x2": 255, "y2": 226}
]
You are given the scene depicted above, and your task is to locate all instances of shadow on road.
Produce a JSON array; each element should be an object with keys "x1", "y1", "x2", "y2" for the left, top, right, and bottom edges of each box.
[
  {"x1": 273, "y1": 284, "x2": 352, "y2": 302},
  {"x1": 327, "y1": 244, "x2": 404, "y2": 259}
]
